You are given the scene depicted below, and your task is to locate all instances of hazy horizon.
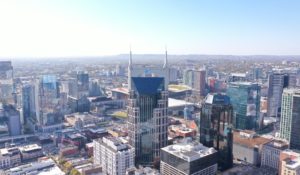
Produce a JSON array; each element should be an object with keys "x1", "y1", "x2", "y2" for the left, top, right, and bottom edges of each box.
[{"x1": 1, "y1": 0, "x2": 300, "y2": 57}]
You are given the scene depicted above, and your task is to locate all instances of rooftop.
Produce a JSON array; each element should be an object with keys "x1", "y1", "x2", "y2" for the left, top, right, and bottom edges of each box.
[
  {"x1": 264, "y1": 140, "x2": 288, "y2": 150},
  {"x1": 19, "y1": 144, "x2": 42, "y2": 152},
  {"x1": 233, "y1": 131, "x2": 271, "y2": 148},
  {"x1": 161, "y1": 139, "x2": 216, "y2": 162},
  {"x1": 168, "y1": 98, "x2": 193, "y2": 108}
]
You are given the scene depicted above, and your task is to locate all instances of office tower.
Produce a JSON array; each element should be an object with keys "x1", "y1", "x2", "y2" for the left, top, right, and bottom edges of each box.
[
  {"x1": 193, "y1": 69, "x2": 206, "y2": 96},
  {"x1": 183, "y1": 69, "x2": 194, "y2": 88},
  {"x1": 252, "y1": 67, "x2": 263, "y2": 80},
  {"x1": 0, "y1": 61, "x2": 14, "y2": 103},
  {"x1": 93, "y1": 137, "x2": 135, "y2": 175},
  {"x1": 261, "y1": 140, "x2": 288, "y2": 171},
  {"x1": 200, "y1": 93, "x2": 233, "y2": 170},
  {"x1": 3, "y1": 104, "x2": 21, "y2": 136},
  {"x1": 116, "y1": 64, "x2": 125, "y2": 76},
  {"x1": 22, "y1": 84, "x2": 36, "y2": 124},
  {"x1": 127, "y1": 51, "x2": 168, "y2": 166},
  {"x1": 36, "y1": 75, "x2": 63, "y2": 132},
  {"x1": 89, "y1": 79, "x2": 102, "y2": 97},
  {"x1": 280, "y1": 89, "x2": 300, "y2": 150},
  {"x1": 227, "y1": 82, "x2": 261, "y2": 130},
  {"x1": 169, "y1": 68, "x2": 178, "y2": 83},
  {"x1": 160, "y1": 139, "x2": 218, "y2": 175},
  {"x1": 68, "y1": 71, "x2": 90, "y2": 113},
  {"x1": 267, "y1": 73, "x2": 296, "y2": 117},
  {"x1": 76, "y1": 71, "x2": 89, "y2": 97}
]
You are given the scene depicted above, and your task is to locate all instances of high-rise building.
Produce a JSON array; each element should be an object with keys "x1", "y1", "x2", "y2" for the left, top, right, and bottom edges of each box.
[
  {"x1": 193, "y1": 69, "x2": 206, "y2": 96},
  {"x1": 169, "y1": 68, "x2": 178, "y2": 83},
  {"x1": 68, "y1": 71, "x2": 90, "y2": 113},
  {"x1": 22, "y1": 84, "x2": 36, "y2": 124},
  {"x1": 183, "y1": 69, "x2": 194, "y2": 88},
  {"x1": 200, "y1": 93, "x2": 233, "y2": 170},
  {"x1": 35, "y1": 75, "x2": 63, "y2": 132},
  {"x1": 160, "y1": 139, "x2": 218, "y2": 175},
  {"x1": 267, "y1": 73, "x2": 296, "y2": 117},
  {"x1": 89, "y1": 79, "x2": 102, "y2": 97},
  {"x1": 3, "y1": 104, "x2": 21, "y2": 136},
  {"x1": 0, "y1": 61, "x2": 14, "y2": 103},
  {"x1": 93, "y1": 137, "x2": 135, "y2": 175},
  {"x1": 227, "y1": 82, "x2": 261, "y2": 130},
  {"x1": 127, "y1": 51, "x2": 168, "y2": 166},
  {"x1": 280, "y1": 88, "x2": 300, "y2": 150}
]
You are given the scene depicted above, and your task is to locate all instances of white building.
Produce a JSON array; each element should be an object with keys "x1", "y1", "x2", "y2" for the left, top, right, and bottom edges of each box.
[
  {"x1": 93, "y1": 137, "x2": 135, "y2": 175},
  {"x1": 0, "y1": 147, "x2": 21, "y2": 169},
  {"x1": 5, "y1": 158, "x2": 64, "y2": 175},
  {"x1": 160, "y1": 139, "x2": 218, "y2": 175}
]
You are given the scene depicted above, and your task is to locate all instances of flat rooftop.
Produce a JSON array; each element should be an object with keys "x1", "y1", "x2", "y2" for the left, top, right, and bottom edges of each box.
[
  {"x1": 161, "y1": 140, "x2": 216, "y2": 162},
  {"x1": 233, "y1": 131, "x2": 271, "y2": 148},
  {"x1": 19, "y1": 144, "x2": 42, "y2": 152}
]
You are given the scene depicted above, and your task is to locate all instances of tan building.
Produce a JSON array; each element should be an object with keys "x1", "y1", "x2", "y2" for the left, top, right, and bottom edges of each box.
[
  {"x1": 279, "y1": 150, "x2": 300, "y2": 175},
  {"x1": 233, "y1": 130, "x2": 271, "y2": 166}
]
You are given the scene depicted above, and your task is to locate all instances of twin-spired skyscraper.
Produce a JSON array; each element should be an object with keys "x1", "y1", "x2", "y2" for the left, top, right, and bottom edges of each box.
[{"x1": 127, "y1": 50, "x2": 169, "y2": 166}]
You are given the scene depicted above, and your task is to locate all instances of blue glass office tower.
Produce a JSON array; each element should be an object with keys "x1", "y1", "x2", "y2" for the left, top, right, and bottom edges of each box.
[
  {"x1": 127, "y1": 77, "x2": 168, "y2": 166},
  {"x1": 22, "y1": 84, "x2": 36, "y2": 124},
  {"x1": 226, "y1": 82, "x2": 261, "y2": 130}
]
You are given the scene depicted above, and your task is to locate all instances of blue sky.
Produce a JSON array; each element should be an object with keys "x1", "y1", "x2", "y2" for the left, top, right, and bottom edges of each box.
[{"x1": 0, "y1": 0, "x2": 299, "y2": 57}]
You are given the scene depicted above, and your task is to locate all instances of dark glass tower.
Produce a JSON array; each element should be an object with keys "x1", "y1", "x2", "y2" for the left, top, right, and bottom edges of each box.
[
  {"x1": 200, "y1": 93, "x2": 233, "y2": 171},
  {"x1": 127, "y1": 77, "x2": 168, "y2": 166}
]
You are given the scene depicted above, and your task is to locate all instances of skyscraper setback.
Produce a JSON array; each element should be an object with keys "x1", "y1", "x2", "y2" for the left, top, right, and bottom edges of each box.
[{"x1": 127, "y1": 52, "x2": 168, "y2": 166}]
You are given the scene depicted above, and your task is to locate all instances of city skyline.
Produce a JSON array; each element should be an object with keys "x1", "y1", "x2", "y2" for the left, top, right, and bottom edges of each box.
[{"x1": 1, "y1": 0, "x2": 300, "y2": 58}]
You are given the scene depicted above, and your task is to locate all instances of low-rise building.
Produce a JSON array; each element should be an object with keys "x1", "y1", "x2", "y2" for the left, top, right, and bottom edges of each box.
[
  {"x1": 279, "y1": 150, "x2": 300, "y2": 175},
  {"x1": 0, "y1": 147, "x2": 21, "y2": 169},
  {"x1": 233, "y1": 130, "x2": 271, "y2": 166},
  {"x1": 5, "y1": 158, "x2": 64, "y2": 175},
  {"x1": 261, "y1": 140, "x2": 288, "y2": 171},
  {"x1": 93, "y1": 136, "x2": 135, "y2": 175},
  {"x1": 19, "y1": 144, "x2": 43, "y2": 162},
  {"x1": 160, "y1": 139, "x2": 218, "y2": 175}
]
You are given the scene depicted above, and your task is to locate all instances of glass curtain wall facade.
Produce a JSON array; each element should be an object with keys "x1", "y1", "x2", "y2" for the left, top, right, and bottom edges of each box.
[
  {"x1": 226, "y1": 82, "x2": 261, "y2": 130},
  {"x1": 200, "y1": 93, "x2": 233, "y2": 170},
  {"x1": 127, "y1": 77, "x2": 168, "y2": 166}
]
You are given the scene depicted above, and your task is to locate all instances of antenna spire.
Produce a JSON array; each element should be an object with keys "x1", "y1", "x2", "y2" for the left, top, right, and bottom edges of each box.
[
  {"x1": 163, "y1": 45, "x2": 168, "y2": 69},
  {"x1": 129, "y1": 45, "x2": 132, "y2": 69}
]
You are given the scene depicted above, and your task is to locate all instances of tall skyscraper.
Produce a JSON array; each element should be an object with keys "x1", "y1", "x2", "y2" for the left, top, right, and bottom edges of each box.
[
  {"x1": 0, "y1": 61, "x2": 14, "y2": 104},
  {"x1": 22, "y1": 84, "x2": 36, "y2": 124},
  {"x1": 3, "y1": 104, "x2": 21, "y2": 136},
  {"x1": 267, "y1": 72, "x2": 296, "y2": 117},
  {"x1": 127, "y1": 51, "x2": 168, "y2": 166},
  {"x1": 183, "y1": 69, "x2": 194, "y2": 88},
  {"x1": 193, "y1": 69, "x2": 206, "y2": 96},
  {"x1": 280, "y1": 88, "x2": 300, "y2": 150},
  {"x1": 200, "y1": 93, "x2": 233, "y2": 170},
  {"x1": 35, "y1": 75, "x2": 63, "y2": 132},
  {"x1": 68, "y1": 71, "x2": 90, "y2": 113},
  {"x1": 226, "y1": 82, "x2": 261, "y2": 130}
]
